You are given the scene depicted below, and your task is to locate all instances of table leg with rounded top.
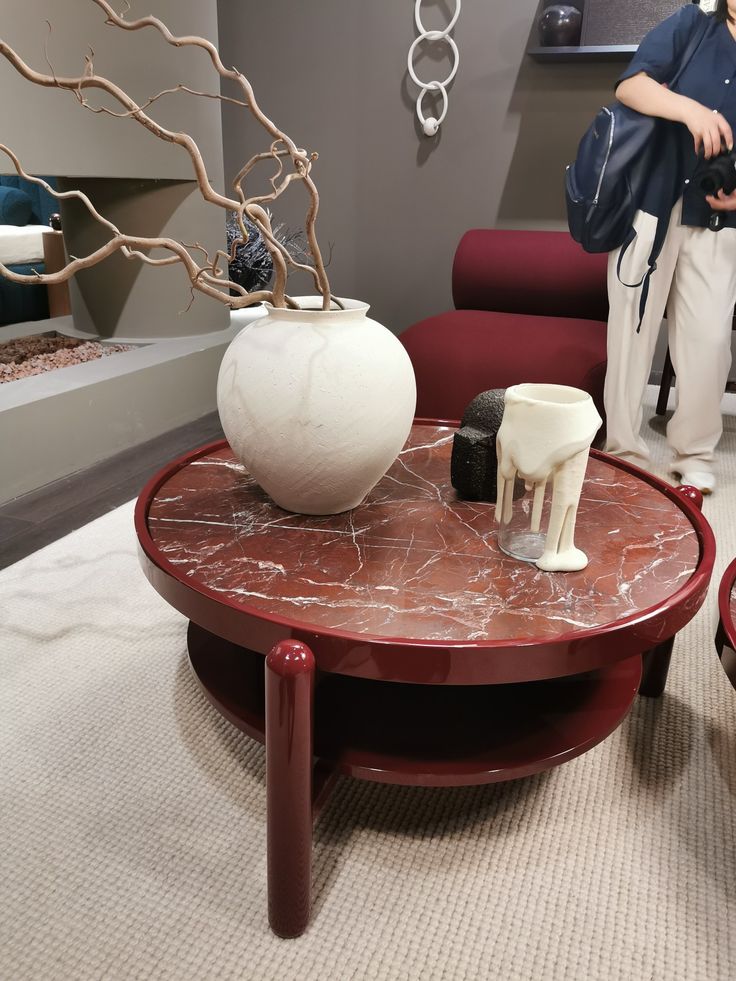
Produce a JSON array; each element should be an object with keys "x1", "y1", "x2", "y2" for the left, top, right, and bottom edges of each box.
[
  {"x1": 139, "y1": 433, "x2": 715, "y2": 937},
  {"x1": 265, "y1": 640, "x2": 315, "y2": 938}
]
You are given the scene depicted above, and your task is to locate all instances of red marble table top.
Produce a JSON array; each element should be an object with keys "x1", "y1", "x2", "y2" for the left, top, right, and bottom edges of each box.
[{"x1": 144, "y1": 424, "x2": 701, "y2": 646}]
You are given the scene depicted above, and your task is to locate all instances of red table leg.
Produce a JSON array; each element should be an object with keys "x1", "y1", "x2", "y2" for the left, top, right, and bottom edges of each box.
[
  {"x1": 715, "y1": 620, "x2": 736, "y2": 691},
  {"x1": 640, "y1": 485, "x2": 704, "y2": 699},
  {"x1": 266, "y1": 639, "x2": 315, "y2": 938},
  {"x1": 640, "y1": 638, "x2": 675, "y2": 698}
]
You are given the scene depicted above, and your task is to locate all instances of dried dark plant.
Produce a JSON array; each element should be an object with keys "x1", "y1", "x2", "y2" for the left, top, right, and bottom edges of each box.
[
  {"x1": 0, "y1": 0, "x2": 336, "y2": 310},
  {"x1": 225, "y1": 211, "x2": 311, "y2": 295}
]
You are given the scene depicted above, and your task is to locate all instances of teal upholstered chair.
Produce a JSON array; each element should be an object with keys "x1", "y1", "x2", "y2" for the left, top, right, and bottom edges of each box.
[{"x1": 0, "y1": 175, "x2": 59, "y2": 327}]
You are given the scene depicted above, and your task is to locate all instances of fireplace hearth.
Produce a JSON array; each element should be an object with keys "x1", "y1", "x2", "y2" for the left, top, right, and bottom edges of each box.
[{"x1": 0, "y1": 331, "x2": 134, "y2": 384}]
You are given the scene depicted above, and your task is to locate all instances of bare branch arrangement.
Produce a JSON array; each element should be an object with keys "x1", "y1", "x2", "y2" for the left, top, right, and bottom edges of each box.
[{"x1": 0, "y1": 0, "x2": 334, "y2": 311}]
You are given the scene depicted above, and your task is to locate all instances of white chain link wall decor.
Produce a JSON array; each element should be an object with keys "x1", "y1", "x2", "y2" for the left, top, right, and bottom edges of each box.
[{"x1": 407, "y1": 0, "x2": 462, "y2": 137}]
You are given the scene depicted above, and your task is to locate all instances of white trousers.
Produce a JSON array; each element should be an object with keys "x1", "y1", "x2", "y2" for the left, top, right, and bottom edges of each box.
[{"x1": 604, "y1": 198, "x2": 736, "y2": 473}]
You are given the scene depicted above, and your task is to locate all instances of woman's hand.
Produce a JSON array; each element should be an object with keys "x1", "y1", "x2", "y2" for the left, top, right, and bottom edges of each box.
[
  {"x1": 681, "y1": 101, "x2": 734, "y2": 159},
  {"x1": 705, "y1": 188, "x2": 736, "y2": 211}
]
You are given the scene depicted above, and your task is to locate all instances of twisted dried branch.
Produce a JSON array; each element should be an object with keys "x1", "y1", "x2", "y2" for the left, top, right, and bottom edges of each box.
[{"x1": 0, "y1": 0, "x2": 335, "y2": 311}]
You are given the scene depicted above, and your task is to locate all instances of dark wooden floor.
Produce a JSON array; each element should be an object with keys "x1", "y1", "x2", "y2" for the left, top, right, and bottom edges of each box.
[{"x1": 0, "y1": 412, "x2": 224, "y2": 571}]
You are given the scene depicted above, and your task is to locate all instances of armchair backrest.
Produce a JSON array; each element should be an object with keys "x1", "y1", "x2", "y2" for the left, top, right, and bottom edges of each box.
[
  {"x1": 0, "y1": 175, "x2": 58, "y2": 226},
  {"x1": 452, "y1": 229, "x2": 609, "y2": 323}
]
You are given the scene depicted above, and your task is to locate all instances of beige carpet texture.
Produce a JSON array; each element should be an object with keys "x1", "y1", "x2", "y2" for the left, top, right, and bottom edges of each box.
[{"x1": 1, "y1": 390, "x2": 735, "y2": 981}]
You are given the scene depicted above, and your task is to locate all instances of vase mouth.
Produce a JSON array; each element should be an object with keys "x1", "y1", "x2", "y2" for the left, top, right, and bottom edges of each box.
[
  {"x1": 506, "y1": 383, "x2": 591, "y2": 407},
  {"x1": 264, "y1": 296, "x2": 370, "y2": 318}
]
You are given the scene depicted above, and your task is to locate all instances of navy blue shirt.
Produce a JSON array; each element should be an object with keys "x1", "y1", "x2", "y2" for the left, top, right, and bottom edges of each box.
[{"x1": 617, "y1": 4, "x2": 736, "y2": 228}]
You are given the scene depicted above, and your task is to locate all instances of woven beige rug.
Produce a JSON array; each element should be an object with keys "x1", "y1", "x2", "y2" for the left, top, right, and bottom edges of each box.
[{"x1": 1, "y1": 389, "x2": 735, "y2": 981}]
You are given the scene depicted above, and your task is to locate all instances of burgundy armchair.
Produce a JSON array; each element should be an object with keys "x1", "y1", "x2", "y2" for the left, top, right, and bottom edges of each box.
[{"x1": 400, "y1": 229, "x2": 610, "y2": 433}]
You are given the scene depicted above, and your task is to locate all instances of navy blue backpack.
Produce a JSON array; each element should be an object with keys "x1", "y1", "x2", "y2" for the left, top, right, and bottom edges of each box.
[{"x1": 565, "y1": 13, "x2": 709, "y2": 327}]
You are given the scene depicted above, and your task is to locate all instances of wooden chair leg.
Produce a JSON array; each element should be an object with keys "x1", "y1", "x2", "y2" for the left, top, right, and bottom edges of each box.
[
  {"x1": 656, "y1": 346, "x2": 675, "y2": 416},
  {"x1": 42, "y1": 227, "x2": 72, "y2": 318}
]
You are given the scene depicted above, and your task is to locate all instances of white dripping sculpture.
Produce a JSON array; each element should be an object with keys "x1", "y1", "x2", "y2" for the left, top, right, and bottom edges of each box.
[{"x1": 495, "y1": 384, "x2": 602, "y2": 573}]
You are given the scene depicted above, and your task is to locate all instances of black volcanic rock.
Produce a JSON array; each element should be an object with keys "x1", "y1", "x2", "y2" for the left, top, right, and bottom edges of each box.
[{"x1": 451, "y1": 389, "x2": 507, "y2": 502}]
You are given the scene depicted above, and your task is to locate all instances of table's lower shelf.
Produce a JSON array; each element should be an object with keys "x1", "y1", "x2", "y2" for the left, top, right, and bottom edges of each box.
[{"x1": 188, "y1": 622, "x2": 641, "y2": 787}]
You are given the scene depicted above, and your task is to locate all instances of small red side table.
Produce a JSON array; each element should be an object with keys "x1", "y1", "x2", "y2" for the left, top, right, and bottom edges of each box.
[
  {"x1": 715, "y1": 558, "x2": 736, "y2": 689},
  {"x1": 135, "y1": 423, "x2": 714, "y2": 937}
]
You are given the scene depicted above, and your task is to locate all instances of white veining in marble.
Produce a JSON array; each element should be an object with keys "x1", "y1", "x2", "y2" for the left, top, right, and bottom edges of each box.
[{"x1": 147, "y1": 427, "x2": 701, "y2": 643}]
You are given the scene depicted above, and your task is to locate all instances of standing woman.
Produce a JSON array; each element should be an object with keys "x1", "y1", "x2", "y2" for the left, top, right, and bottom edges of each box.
[{"x1": 604, "y1": 0, "x2": 736, "y2": 493}]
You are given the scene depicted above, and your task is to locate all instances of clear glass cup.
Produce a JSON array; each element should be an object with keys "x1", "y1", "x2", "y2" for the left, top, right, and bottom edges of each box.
[{"x1": 496, "y1": 477, "x2": 550, "y2": 563}]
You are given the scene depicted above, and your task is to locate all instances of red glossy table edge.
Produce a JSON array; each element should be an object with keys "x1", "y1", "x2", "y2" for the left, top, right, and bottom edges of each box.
[
  {"x1": 135, "y1": 424, "x2": 716, "y2": 688},
  {"x1": 715, "y1": 556, "x2": 736, "y2": 689},
  {"x1": 135, "y1": 423, "x2": 715, "y2": 937}
]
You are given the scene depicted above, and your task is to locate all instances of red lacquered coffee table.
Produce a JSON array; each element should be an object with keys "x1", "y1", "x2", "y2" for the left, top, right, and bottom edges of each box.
[
  {"x1": 715, "y1": 558, "x2": 736, "y2": 689},
  {"x1": 135, "y1": 423, "x2": 714, "y2": 937}
]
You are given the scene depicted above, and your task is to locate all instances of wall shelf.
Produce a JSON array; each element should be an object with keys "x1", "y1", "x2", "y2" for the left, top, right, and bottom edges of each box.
[{"x1": 528, "y1": 45, "x2": 637, "y2": 63}]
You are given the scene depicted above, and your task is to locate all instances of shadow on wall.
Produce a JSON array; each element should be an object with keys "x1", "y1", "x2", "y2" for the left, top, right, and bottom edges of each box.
[
  {"x1": 59, "y1": 178, "x2": 205, "y2": 339},
  {"x1": 496, "y1": 51, "x2": 621, "y2": 228},
  {"x1": 400, "y1": 64, "x2": 447, "y2": 166}
]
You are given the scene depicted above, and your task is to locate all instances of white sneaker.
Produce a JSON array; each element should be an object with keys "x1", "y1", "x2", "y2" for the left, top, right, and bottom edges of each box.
[{"x1": 676, "y1": 470, "x2": 715, "y2": 495}]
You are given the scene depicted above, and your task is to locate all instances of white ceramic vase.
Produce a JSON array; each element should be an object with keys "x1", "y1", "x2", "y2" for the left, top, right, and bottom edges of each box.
[
  {"x1": 495, "y1": 383, "x2": 602, "y2": 572},
  {"x1": 217, "y1": 297, "x2": 417, "y2": 515}
]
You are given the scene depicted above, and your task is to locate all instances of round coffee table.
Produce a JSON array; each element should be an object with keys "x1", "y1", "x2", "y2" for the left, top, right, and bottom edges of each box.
[
  {"x1": 135, "y1": 423, "x2": 714, "y2": 937},
  {"x1": 716, "y1": 558, "x2": 736, "y2": 689}
]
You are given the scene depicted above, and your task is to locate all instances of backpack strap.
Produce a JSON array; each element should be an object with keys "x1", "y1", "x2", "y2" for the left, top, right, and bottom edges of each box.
[{"x1": 616, "y1": 208, "x2": 671, "y2": 333}]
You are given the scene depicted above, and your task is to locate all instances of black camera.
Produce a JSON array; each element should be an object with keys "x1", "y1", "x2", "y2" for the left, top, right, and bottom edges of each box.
[{"x1": 695, "y1": 148, "x2": 736, "y2": 196}]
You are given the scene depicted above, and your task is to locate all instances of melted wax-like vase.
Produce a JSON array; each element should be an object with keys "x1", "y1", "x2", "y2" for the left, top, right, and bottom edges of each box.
[{"x1": 495, "y1": 383, "x2": 602, "y2": 572}]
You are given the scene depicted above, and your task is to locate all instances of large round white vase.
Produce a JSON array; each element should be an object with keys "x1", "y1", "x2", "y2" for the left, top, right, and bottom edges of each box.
[{"x1": 216, "y1": 298, "x2": 417, "y2": 515}]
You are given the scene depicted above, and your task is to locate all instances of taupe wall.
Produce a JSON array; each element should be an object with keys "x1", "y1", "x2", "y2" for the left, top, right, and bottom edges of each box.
[{"x1": 217, "y1": 0, "x2": 621, "y2": 333}]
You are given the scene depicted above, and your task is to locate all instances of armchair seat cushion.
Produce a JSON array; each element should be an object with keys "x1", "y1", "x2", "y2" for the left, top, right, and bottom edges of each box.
[
  {"x1": 400, "y1": 309, "x2": 608, "y2": 424},
  {"x1": 0, "y1": 225, "x2": 47, "y2": 265}
]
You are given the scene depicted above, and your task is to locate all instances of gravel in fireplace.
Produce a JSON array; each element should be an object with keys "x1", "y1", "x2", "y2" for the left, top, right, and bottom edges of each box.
[{"x1": 0, "y1": 331, "x2": 135, "y2": 384}]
